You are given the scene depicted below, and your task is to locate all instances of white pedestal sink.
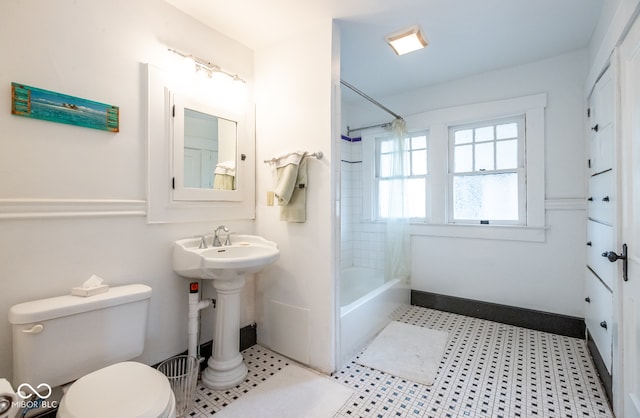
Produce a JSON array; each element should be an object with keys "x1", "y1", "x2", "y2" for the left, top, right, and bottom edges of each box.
[{"x1": 173, "y1": 234, "x2": 279, "y2": 390}]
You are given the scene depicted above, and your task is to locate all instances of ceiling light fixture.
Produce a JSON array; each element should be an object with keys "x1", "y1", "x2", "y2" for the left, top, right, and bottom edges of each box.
[{"x1": 386, "y1": 25, "x2": 428, "y2": 56}]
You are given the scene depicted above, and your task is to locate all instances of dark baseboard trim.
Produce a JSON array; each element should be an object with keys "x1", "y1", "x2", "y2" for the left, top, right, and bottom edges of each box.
[
  {"x1": 587, "y1": 333, "x2": 613, "y2": 406},
  {"x1": 411, "y1": 290, "x2": 585, "y2": 338},
  {"x1": 240, "y1": 322, "x2": 258, "y2": 350}
]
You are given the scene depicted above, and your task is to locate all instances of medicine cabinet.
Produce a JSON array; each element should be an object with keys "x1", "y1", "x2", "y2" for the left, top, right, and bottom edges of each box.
[{"x1": 146, "y1": 64, "x2": 255, "y2": 223}]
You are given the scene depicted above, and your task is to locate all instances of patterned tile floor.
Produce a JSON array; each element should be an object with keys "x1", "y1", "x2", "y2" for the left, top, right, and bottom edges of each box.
[{"x1": 187, "y1": 306, "x2": 614, "y2": 417}]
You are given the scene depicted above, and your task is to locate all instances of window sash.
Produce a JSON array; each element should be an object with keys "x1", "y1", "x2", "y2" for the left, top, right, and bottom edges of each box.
[
  {"x1": 448, "y1": 168, "x2": 526, "y2": 224},
  {"x1": 447, "y1": 116, "x2": 526, "y2": 225}
]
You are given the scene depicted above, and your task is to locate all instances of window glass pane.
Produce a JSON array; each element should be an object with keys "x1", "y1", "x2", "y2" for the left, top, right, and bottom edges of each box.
[
  {"x1": 379, "y1": 153, "x2": 393, "y2": 177},
  {"x1": 453, "y1": 173, "x2": 519, "y2": 220},
  {"x1": 403, "y1": 151, "x2": 411, "y2": 176},
  {"x1": 455, "y1": 129, "x2": 473, "y2": 145},
  {"x1": 378, "y1": 179, "x2": 391, "y2": 218},
  {"x1": 412, "y1": 149, "x2": 427, "y2": 175},
  {"x1": 379, "y1": 178, "x2": 426, "y2": 219},
  {"x1": 380, "y1": 140, "x2": 393, "y2": 153},
  {"x1": 496, "y1": 139, "x2": 518, "y2": 169},
  {"x1": 454, "y1": 145, "x2": 472, "y2": 172},
  {"x1": 412, "y1": 135, "x2": 427, "y2": 149},
  {"x1": 496, "y1": 123, "x2": 518, "y2": 139},
  {"x1": 406, "y1": 178, "x2": 426, "y2": 218},
  {"x1": 475, "y1": 142, "x2": 494, "y2": 171},
  {"x1": 475, "y1": 126, "x2": 494, "y2": 142}
]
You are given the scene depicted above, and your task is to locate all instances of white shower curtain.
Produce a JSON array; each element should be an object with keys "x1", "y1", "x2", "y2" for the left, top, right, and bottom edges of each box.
[{"x1": 384, "y1": 118, "x2": 411, "y2": 284}]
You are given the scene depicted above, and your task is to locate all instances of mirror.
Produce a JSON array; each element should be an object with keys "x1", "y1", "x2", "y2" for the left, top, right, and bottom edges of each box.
[
  {"x1": 183, "y1": 108, "x2": 237, "y2": 191},
  {"x1": 172, "y1": 93, "x2": 243, "y2": 202}
]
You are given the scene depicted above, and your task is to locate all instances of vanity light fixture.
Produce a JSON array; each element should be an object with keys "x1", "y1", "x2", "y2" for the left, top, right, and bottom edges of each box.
[
  {"x1": 168, "y1": 48, "x2": 246, "y2": 84},
  {"x1": 386, "y1": 25, "x2": 428, "y2": 56}
]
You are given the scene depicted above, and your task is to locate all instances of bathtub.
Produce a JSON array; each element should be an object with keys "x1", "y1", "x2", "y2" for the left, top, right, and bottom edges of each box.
[{"x1": 339, "y1": 267, "x2": 410, "y2": 367}]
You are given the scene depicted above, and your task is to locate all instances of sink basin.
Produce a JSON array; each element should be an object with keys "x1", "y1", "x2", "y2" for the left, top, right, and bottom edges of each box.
[{"x1": 173, "y1": 234, "x2": 280, "y2": 280}]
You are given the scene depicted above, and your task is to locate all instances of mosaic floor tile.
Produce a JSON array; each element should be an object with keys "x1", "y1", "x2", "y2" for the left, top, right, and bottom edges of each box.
[{"x1": 187, "y1": 306, "x2": 614, "y2": 417}]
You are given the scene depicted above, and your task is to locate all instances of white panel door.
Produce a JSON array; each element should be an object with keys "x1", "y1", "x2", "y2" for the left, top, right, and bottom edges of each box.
[
  {"x1": 586, "y1": 63, "x2": 617, "y2": 386},
  {"x1": 619, "y1": 13, "x2": 640, "y2": 418}
]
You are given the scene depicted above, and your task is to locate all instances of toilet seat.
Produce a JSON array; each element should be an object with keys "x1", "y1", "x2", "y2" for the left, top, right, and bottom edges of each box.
[{"x1": 57, "y1": 361, "x2": 175, "y2": 418}]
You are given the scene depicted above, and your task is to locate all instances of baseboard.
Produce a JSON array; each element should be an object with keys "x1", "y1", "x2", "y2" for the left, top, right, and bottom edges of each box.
[
  {"x1": 240, "y1": 322, "x2": 258, "y2": 350},
  {"x1": 411, "y1": 290, "x2": 585, "y2": 338},
  {"x1": 586, "y1": 332, "x2": 613, "y2": 406}
]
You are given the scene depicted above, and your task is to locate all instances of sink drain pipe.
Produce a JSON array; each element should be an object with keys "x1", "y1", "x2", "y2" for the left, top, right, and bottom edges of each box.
[{"x1": 189, "y1": 282, "x2": 214, "y2": 361}]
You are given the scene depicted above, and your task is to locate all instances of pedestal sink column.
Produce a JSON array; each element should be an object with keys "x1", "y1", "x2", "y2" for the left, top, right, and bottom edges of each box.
[{"x1": 201, "y1": 275, "x2": 248, "y2": 390}]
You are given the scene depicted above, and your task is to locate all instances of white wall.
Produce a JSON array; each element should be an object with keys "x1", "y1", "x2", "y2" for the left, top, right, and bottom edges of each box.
[
  {"x1": 343, "y1": 50, "x2": 589, "y2": 317},
  {"x1": 254, "y1": 21, "x2": 337, "y2": 374},
  {"x1": 0, "y1": 0, "x2": 256, "y2": 382}
]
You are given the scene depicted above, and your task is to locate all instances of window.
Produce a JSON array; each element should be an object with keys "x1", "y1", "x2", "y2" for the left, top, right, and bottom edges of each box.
[
  {"x1": 376, "y1": 131, "x2": 428, "y2": 219},
  {"x1": 449, "y1": 117, "x2": 525, "y2": 224},
  {"x1": 361, "y1": 94, "x2": 546, "y2": 241}
]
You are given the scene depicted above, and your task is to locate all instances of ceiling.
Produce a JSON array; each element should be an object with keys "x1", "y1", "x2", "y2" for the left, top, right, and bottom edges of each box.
[{"x1": 166, "y1": 0, "x2": 604, "y2": 100}]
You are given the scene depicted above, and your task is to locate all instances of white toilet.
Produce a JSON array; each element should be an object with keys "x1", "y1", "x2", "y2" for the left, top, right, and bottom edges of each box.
[{"x1": 5, "y1": 284, "x2": 176, "y2": 418}]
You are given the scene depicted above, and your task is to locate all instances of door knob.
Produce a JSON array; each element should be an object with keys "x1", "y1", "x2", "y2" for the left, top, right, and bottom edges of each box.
[
  {"x1": 602, "y1": 251, "x2": 625, "y2": 262},
  {"x1": 601, "y1": 243, "x2": 629, "y2": 281}
]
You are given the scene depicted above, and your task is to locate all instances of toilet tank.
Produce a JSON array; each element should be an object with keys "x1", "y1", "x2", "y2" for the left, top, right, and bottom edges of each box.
[{"x1": 9, "y1": 284, "x2": 152, "y2": 389}]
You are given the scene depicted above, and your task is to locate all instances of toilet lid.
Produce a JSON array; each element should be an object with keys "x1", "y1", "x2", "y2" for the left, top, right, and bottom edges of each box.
[{"x1": 58, "y1": 361, "x2": 174, "y2": 418}]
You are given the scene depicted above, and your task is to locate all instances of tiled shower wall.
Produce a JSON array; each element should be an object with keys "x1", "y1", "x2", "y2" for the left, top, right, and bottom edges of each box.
[{"x1": 340, "y1": 137, "x2": 384, "y2": 271}]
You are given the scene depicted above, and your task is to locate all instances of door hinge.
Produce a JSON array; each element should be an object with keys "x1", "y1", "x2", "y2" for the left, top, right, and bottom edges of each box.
[
  {"x1": 588, "y1": 159, "x2": 591, "y2": 169},
  {"x1": 172, "y1": 105, "x2": 175, "y2": 117},
  {"x1": 172, "y1": 177, "x2": 175, "y2": 189},
  {"x1": 587, "y1": 108, "x2": 591, "y2": 118}
]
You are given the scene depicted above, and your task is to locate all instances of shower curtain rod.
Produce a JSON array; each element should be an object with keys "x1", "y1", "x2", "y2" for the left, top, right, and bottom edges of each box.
[
  {"x1": 346, "y1": 122, "x2": 392, "y2": 137},
  {"x1": 340, "y1": 80, "x2": 403, "y2": 120}
]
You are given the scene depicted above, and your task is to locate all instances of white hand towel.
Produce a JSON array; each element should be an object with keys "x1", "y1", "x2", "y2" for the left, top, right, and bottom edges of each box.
[
  {"x1": 214, "y1": 160, "x2": 236, "y2": 176},
  {"x1": 271, "y1": 152, "x2": 306, "y2": 205},
  {"x1": 280, "y1": 156, "x2": 307, "y2": 222},
  {"x1": 274, "y1": 164, "x2": 299, "y2": 205}
]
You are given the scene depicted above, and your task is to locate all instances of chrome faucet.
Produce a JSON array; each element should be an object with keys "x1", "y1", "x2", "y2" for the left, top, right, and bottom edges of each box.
[{"x1": 213, "y1": 225, "x2": 231, "y2": 247}]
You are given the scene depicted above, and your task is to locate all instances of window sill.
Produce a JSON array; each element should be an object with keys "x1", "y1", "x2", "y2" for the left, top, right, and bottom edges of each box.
[{"x1": 409, "y1": 222, "x2": 547, "y2": 242}]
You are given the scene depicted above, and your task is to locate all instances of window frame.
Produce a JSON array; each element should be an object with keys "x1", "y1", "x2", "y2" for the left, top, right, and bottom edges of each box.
[{"x1": 447, "y1": 116, "x2": 526, "y2": 225}]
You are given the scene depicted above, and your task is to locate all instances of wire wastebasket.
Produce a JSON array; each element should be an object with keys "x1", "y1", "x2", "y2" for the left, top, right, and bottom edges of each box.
[{"x1": 157, "y1": 355, "x2": 199, "y2": 417}]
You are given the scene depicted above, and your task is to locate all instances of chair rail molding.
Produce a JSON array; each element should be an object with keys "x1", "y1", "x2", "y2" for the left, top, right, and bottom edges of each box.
[{"x1": 0, "y1": 198, "x2": 147, "y2": 219}]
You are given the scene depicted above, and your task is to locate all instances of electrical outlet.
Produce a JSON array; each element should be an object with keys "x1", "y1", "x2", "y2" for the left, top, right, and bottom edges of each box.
[{"x1": 267, "y1": 191, "x2": 274, "y2": 206}]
